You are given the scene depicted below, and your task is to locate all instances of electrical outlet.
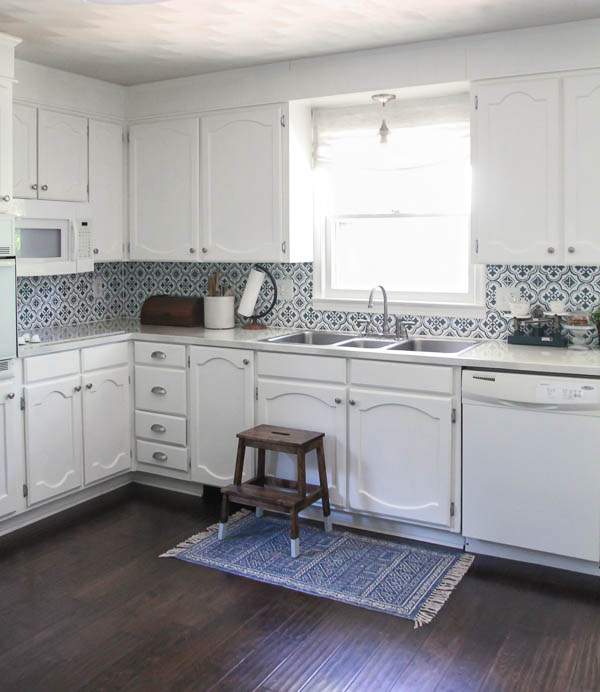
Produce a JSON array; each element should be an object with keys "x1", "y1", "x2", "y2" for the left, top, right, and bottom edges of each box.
[
  {"x1": 495, "y1": 286, "x2": 521, "y2": 312},
  {"x1": 92, "y1": 276, "x2": 105, "y2": 299},
  {"x1": 277, "y1": 278, "x2": 293, "y2": 301}
]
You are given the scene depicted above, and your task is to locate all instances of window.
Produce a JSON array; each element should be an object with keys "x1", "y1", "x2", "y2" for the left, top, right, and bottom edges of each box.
[{"x1": 313, "y1": 91, "x2": 483, "y2": 316}]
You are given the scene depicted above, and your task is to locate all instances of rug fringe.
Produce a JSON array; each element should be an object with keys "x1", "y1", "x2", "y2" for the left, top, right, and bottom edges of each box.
[
  {"x1": 413, "y1": 553, "x2": 475, "y2": 628},
  {"x1": 159, "y1": 509, "x2": 249, "y2": 558}
]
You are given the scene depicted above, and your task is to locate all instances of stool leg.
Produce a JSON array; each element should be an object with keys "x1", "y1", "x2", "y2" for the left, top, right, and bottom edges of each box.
[
  {"x1": 317, "y1": 442, "x2": 332, "y2": 533},
  {"x1": 290, "y1": 509, "x2": 300, "y2": 558},
  {"x1": 297, "y1": 450, "x2": 306, "y2": 499},
  {"x1": 233, "y1": 439, "x2": 246, "y2": 485},
  {"x1": 256, "y1": 448, "x2": 266, "y2": 485},
  {"x1": 256, "y1": 507, "x2": 264, "y2": 518},
  {"x1": 218, "y1": 493, "x2": 229, "y2": 539}
]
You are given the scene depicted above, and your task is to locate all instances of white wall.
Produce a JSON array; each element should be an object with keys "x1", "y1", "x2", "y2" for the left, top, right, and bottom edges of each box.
[{"x1": 126, "y1": 18, "x2": 600, "y2": 120}]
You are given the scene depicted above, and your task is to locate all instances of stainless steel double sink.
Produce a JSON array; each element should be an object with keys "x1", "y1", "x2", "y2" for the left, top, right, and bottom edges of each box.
[{"x1": 262, "y1": 331, "x2": 478, "y2": 354}]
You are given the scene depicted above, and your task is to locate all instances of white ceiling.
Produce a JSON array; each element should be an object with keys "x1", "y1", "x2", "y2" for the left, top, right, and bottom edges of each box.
[{"x1": 1, "y1": 0, "x2": 599, "y2": 86}]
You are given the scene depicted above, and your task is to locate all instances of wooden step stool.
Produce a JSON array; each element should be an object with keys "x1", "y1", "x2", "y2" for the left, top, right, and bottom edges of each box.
[{"x1": 219, "y1": 424, "x2": 332, "y2": 558}]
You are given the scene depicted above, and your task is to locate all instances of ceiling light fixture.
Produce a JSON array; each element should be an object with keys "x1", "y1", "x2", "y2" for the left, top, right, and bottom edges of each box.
[{"x1": 372, "y1": 93, "x2": 396, "y2": 144}]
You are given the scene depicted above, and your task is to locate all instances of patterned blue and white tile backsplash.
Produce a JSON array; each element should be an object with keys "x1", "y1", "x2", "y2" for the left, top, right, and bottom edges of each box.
[{"x1": 16, "y1": 261, "x2": 600, "y2": 342}]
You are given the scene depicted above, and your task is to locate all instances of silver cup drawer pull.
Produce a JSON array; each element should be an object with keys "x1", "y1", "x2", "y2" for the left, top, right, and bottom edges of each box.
[
  {"x1": 151, "y1": 351, "x2": 167, "y2": 360},
  {"x1": 152, "y1": 452, "x2": 168, "y2": 462},
  {"x1": 151, "y1": 386, "x2": 167, "y2": 396},
  {"x1": 151, "y1": 424, "x2": 166, "y2": 434}
]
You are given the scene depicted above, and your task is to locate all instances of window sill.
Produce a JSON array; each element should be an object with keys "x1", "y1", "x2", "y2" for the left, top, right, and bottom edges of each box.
[{"x1": 312, "y1": 296, "x2": 487, "y2": 319}]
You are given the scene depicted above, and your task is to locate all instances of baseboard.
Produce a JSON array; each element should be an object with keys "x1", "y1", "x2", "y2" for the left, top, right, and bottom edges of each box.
[{"x1": 133, "y1": 472, "x2": 205, "y2": 497}]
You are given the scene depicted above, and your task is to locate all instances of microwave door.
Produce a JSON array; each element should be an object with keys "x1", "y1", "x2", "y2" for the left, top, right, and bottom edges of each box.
[{"x1": 0, "y1": 258, "x2": 17, "y2": 360}]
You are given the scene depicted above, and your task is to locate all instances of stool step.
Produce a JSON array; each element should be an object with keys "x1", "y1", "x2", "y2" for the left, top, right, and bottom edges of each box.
[{"x1": 222, "y1": 481, "x2": 322, "y2": 510}]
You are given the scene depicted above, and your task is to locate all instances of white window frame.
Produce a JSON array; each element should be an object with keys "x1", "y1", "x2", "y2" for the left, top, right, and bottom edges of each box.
[{"x1": 313, "y1": 214, "x2": 485, "y2": 318}]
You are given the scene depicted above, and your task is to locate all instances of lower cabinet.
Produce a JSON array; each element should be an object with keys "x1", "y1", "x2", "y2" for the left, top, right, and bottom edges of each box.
[
  {"x1": 189, "y1": 346, "x2": 254, "y2": 486},
  {"x1": 348, "y1": 387, "x2": 455, "y2": 527},
  {"x1": 82, "y1": 367, "x2": 131, "y2": 485},
  {"x1": 24, "y1": 375, "x2": 83, "y2": 505},
  {"x1": 256, "y1": 378, "x2": 347, "y2": 507},
  {"x1": 0, "y1": 382, "x2": 20, "y2": 518}
]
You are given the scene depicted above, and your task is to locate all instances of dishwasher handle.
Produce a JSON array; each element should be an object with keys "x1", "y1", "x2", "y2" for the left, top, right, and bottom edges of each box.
[{"x1": 463, "y1": 392, "x2": 599, "y2": 413}]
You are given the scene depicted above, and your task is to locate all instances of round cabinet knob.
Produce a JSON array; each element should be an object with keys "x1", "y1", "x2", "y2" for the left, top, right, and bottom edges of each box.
[
  {"x1": 243, "y1": 358, "x2": 250, "y2": 365},
  {"x1": 2, "y1": 194, "x2": 10, "y2": 202},
  {"x1": 189, "y1": 247, "x2": 196, "y2": 254},
  {"x1": 334, "y1": 397, "x2": 342, "y2": 404},
  {"x1": 31, "y1": 184, "x2": 38, "y2": 190},
  {"x1": 74, "y1": 385, "x2": 82, "y2": 392},
  {"x1": 41, "y1": 185, "x2": 48, "y2": 191},
  {"x1": 6, "y1": 392, "x2": 15, "y2": 400},
  {"x1": 568, "y1": 246, "x2": 575, "y2": 254},
  {"x1": 201, "y1": 247, "x2": 208, "y2": 254},
  {"x1": 93, "y1": 248, "x2": 99, "y2": 255},
  {"x1": 547, "y1": 247, "x2": 555, "y2": 254},
  {"x1": 349, "y1": 399, "x2": 356, "y2": 406},
  {"x1": 86, "y1": 383, "x2": 93, "y2": 389}
]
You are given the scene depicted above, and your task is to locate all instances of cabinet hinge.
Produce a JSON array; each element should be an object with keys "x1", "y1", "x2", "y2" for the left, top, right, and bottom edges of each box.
[
  {"x1": 87, "y1": 182, "x2": 89, "y2": 194},
  {"x1": 127, "y1": 132, "x2": 130, "y2": 144},
  {"x1": 187, "y1": 355, "x2": 191, "y2": 368},
  {"x1": 130, "y1": 449, "x2": 133, "y2": 458},
  {"x1": 280, "y1": 114, "x2": 286, "y2": 128},
  {"x1": 450, "y1": 501, "x2": 455, "y2": 517},
  {"x1": 474, "y1": 95, "x2": 478, "y2": 110},
  {"x1": 128, "y1": 375, "x2": 131, "y2": 384},
  {"x1": 127, "y1": 242, "x2": 130, "y2": 253},
  {"x1": 281, "y1": 240, "x2": 287, "y2": 254},
  {"x1": 20, "y1": 396, "x2": 25, "y2": 411},
  {"x1": 22, "y1": 484, "x2": 28, "y2": 498},
  {"x1": 475, "y1": 238, "x2": 479, "y2": 254},
  {"x1": 255, "y1": 386, "x2": 258, "y2": 401},
  {"x1": 451, "y1": 408, "x2": 457, "y2": 423}
]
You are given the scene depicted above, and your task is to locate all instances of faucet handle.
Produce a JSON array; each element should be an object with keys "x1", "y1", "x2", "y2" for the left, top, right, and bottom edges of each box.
[
  {"x1": 395, "y1": 316, "x2": 416, "y2": 340},
  {"x1": 357, "y1": 318, "x2": 374, "y2": 335}
]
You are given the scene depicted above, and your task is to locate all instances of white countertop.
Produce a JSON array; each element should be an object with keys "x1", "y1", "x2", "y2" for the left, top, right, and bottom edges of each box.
[{"x1": 17, "y1": 319, "x2": 600, "y2": 377}]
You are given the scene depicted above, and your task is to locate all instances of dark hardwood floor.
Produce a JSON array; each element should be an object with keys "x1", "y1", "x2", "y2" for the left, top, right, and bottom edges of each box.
[{"x1": 0, "y1": 485, "x2": 598, "y2": 692}]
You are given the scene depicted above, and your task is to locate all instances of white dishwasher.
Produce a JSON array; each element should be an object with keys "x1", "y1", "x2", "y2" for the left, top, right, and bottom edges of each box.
[{"x1": 462, "y1": 369, "x2": 600, "y2": 563}]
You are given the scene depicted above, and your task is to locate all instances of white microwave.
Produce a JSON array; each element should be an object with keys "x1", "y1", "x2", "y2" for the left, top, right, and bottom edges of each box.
[{"x1": 15, "y1": 217, "x2": 94, "y2": 276}]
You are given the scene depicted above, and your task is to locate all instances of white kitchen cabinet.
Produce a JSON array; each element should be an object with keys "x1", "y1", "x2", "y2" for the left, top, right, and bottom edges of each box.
[
  {"x1": 201, "y1": 105, "x2": 283, "y2": 261},
  {"x1": 189, "y1": 346, "x2": 254, "y2": 486},
  {"x1": 0, "y1": 80, "x2": 12, "y2": 211},
  {"x1": 256, "y1": 379, "x2": 347, "y2": 507},
  {"x1": 37, "y1": 109, "x2": 88, "y2": 202},
  {"x1": 348, "y1": 388, "x2": 454, "y2": 527},
  {"x1": 0, "y1": 382, "x2": 20, "y2": 518},
  {"x1": 82, "y1": 367, "x2": 131, "y2": 485},
  {"x1": 473, "y1": 78, "x2": 561, "y2": 264},
  {"x1": 89, "y1": 119, "x2": 125, "y2": 261},
  {"x1": 13, "y1": 103, "x2": 37, "y2": 200},
  {"x1": 24, "y1": 375, "x2": 83, "y2": 505},
  {"x1": 563, "y1": 71, "x2": 600, "y2": 264},
  {"x1": 129, "y1": 118, "x2": 200, "y2": 261}
]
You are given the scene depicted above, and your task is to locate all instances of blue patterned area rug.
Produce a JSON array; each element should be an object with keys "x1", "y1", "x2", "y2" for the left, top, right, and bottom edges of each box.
[{"x1": 160, "y1": 510, "x2": 474, "y2": 627}]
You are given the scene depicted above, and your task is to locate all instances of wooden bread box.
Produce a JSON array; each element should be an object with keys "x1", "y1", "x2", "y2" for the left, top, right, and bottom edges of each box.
[{"x1": 141, "y1": 295, "x2": 204, "y2": 327}]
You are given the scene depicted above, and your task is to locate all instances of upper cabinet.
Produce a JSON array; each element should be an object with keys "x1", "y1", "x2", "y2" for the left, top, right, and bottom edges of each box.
[
  {"x1": 563, "y1": 72, "x2": 600, "y2": 264},
  {"x1": 472, "y1": 78, "x2": 561, "y2": 265},
  {"x1": 13, "y1": 106, "x2": 89, "y2": 202},
  {"x1": 89, "y1": 119, "x2": 125, "y2": 261},
  {"x1": 129, "y1": 117, "x2": 200, "y2": 261},
  {"x1": 473, "y1": 71, "x2": 600, "y2": 265},
  {"x1": 0, "y1": 78, "x2": 13, "y2": 212}
]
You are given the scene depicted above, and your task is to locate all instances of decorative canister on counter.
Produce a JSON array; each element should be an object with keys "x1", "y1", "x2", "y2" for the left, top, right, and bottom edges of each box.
[{"x1": 203, "y1": 295, "x2": 235, "y2": 329}]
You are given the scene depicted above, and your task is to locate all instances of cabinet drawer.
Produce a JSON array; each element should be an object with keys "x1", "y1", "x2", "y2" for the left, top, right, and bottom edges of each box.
[
  {"x1": 136, "y1": 439, "x2": 188, "y2": 471},
  {"x1": 134, "y1": 342, "x2": 186, "y2": 368},
  {"x1": 135, "y1": 410, "x2": 186, "y2": 446},
  {"x1": 135, "y1": 365, "x2": 187, "y2": 415},
  {"x1": 257, "y1": 352, "x2": 346, "y2": 383},
  {"x1": 350, "y1": 360, "x2": 454, "y2": 395},
  {"x1": 24, "y1": 350, "x2": 80, "y2": 383},
  {"x1": 81, "y1": 341, "x2": 129, "y2": 372}
]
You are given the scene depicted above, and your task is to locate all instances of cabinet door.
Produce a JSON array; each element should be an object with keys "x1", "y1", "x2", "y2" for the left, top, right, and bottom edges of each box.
[
  {"x1": 89, "y1": 120, "x2": 124, "y2": 261},
  {"x1": 0, "y1": 383, "x2": 20, "y2": 518},
  {"x1": 0, "y1": 79, "x2": 12, "y2": 211},
  {"x1": 473, "y1": 79, "x2": 561, "y2": 264},
  {"x1": 82, "y1": 367, "x2": 131, "y2": 485},
  {"x1": 348, "y1": 388, "x2": 454, "y2": 527},
  {"x1": 24, "y1": 376, "x2": 83, "y2": 505},
  {"x1": 564, "y1": 72, "x2": 600, "y2": 264},
  {"x1": 201, "y1": 106, "x2": 283, "y2": 261},
  {"x1": 13, "y1": 103, "x2": 37, "y2": 199},
  {"x1": 129, "y1": 118, "x2": 200, "y2": 261},
  {"x1": 257, "y1": 379, "x2": 346, "y2": 507},
  {"x1": 38, "y1": 109, "x2": 88, "y2": 202},
  {"x1": 189, "y1": 347, "x2": 254, "y2": 486}
]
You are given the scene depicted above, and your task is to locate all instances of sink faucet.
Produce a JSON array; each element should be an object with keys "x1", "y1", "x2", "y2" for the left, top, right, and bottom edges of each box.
[{"x1": 367, "y1": 285, "x2": 390, "y2": 335}]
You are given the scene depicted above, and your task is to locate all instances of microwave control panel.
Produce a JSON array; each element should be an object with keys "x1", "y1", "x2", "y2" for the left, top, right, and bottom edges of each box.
[{"x1": 77, "y1": 220, "x2": 93, "y2": 259}]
